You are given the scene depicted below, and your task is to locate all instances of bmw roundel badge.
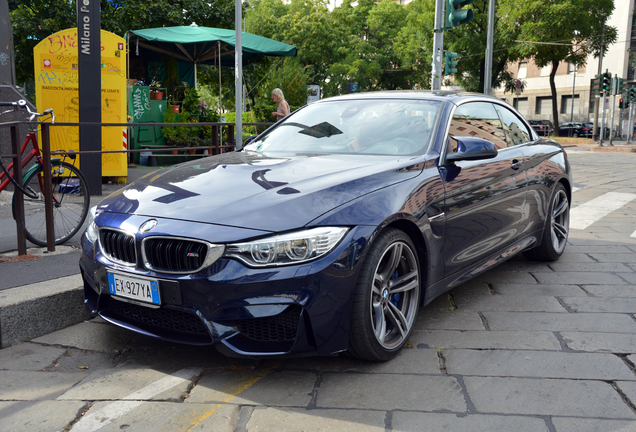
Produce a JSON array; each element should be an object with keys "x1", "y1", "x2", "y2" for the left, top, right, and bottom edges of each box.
[{"x1": 139, "y1": 219, "x2": 158, "y2": 234}]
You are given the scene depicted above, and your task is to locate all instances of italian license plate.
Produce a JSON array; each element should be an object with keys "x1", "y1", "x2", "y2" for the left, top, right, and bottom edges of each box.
[{"x1": 107, "y1": 272, "x2": 160, "y2": 305}]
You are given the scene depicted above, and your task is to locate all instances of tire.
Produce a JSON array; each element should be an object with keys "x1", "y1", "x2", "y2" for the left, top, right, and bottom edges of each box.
[
  {"x1": 13, "y1": 161, "x2": 90, "y2": 246},
  {"x1": 572, "y1": 133, "x2": 578, "y2": 138},
  {"x1": 523, "y1": 183, "x2": 569, "y2": 262},
  {"x1": 348, "y1": 228, "x2": 421, "y2": 361}
]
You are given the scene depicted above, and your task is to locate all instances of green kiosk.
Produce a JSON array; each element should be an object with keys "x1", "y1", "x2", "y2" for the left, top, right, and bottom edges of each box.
[{"x1": 127, "y1": 85, "x2": 167, "y2": 164}]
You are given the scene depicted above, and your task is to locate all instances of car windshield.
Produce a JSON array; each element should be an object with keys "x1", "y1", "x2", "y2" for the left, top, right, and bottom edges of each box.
[{"x1": 245, "y1": 99, "x2": 443, "y2": 156}]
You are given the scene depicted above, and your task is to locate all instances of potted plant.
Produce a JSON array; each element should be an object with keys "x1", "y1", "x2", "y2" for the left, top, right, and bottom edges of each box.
[
  {"x1": 168, "y1": 95, "x2": 180, "y2": 113},
  {"x1": 167, "y1": 83, "x2": 187, "y2": 113},
  {"x1": 163, "y1": 56, "x2": 185, "y2": 112},
  {"x1": 150, "y1": 80, "x2": 163, "y2": 100},
  {"x1": 148, "y1": 63, "x2": 164, "y2": 100}
]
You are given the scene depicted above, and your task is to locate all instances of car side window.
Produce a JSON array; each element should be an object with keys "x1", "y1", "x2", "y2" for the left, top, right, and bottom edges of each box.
[
  {"x1": 448, "y1": 102, "x2": 507, "y2": 151},
  {"x1": 494, "y1": 104, "x2": 532, "y2": 146}
]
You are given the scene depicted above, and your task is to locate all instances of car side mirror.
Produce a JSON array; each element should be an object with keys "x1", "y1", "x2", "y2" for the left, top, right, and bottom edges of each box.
[{"x1": 445, "y1": 136, "x2": 498, "y2": 163}]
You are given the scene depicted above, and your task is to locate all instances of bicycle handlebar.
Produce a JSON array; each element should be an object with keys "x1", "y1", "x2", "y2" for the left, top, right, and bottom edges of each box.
[{"x1": 0, "y1": 99, "x2": 55, "y2": 123}]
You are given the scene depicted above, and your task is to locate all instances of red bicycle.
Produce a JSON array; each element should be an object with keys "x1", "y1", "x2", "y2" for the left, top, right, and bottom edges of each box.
[{"x1": 0, "y1": 100, "x2": 90, "y2": 246}]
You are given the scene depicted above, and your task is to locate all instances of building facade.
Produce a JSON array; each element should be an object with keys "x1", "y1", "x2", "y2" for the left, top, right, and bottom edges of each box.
[{"x1": 492, "y1": 0, "x2": 635, "y2": 136}]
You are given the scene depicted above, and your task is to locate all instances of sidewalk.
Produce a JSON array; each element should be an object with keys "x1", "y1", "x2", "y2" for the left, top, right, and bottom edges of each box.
[
  {"x1": 558, "y1": 136, "x2": 636, "y2": 152},
  {"x1": 0, "y1": 165, "x2": 167, "y2": 347}
]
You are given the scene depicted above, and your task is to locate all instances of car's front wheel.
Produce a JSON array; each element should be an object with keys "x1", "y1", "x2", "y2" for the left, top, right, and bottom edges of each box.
[
  {"x1": 524, "y1": 183, "x2": 569, "y2": 262},
  {"x1": 348, "y1": 228, "x2": 420, "y2": 361}
]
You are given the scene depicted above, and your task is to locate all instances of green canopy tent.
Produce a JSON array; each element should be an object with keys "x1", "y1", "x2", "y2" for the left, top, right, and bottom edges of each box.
[{"x1": 127, "y1": 26, "x2": 297, "y2": 110}]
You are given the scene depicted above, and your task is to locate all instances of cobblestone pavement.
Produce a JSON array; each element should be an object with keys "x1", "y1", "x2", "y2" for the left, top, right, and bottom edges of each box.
[{"x1": 2, "y1": 148, "x2": 636, "y2": 431}]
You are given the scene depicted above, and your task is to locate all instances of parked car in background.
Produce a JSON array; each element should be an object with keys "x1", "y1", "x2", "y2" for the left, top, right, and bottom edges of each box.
[
  {"x1": 559, "y1": 122, "x2": 592, "y2": 138},
  {"x1": 529, "y1": 119, "x2": 554, "y2": 136},
  {"x1": 80, "y1": 91, "x2": 572, "y2": 361}
]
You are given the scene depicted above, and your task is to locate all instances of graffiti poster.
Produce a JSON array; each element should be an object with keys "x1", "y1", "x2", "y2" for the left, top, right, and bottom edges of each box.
[{"x1": 33, "y1": 28, "x2": 127, "y2": 177}]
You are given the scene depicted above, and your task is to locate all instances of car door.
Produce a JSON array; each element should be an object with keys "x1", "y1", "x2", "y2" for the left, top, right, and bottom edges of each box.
[{"x1": 440, "y1": 101, "x2": 528, "y2": 277}]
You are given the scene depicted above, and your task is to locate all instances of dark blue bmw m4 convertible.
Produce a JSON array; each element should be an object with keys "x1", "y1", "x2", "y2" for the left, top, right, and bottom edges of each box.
[{"x1": 80, "y1": 91, "x2": 571, "y2": 361}]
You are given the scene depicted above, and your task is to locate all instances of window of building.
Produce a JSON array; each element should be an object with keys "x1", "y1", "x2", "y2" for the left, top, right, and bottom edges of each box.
[
  {"x1": 561, "y1": 95, "x2": 580, "y2": 114},
  {"x1": 589, "y1": 99, "x2": 595, "y2": 114},
  {"x1": 513, "y1": 97, "x2": 528, "y2": 116},
  {"x1": 540, "y1": 65, "x2": 551, "y2": 77},
  {"x1": 536, "y1": 97, "x2": 552, "y2": 115},
  {"x1": 517, "y1": 62, "x2": 527, "y2": 79},
  {"x1": 567, "y1": 63, "x2": 578, "y2": 74}
]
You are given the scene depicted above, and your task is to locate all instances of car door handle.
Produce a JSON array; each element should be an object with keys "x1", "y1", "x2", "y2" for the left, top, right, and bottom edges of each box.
[{"x1": 511, "y1": 159, "x2": 523, "y2": 170}]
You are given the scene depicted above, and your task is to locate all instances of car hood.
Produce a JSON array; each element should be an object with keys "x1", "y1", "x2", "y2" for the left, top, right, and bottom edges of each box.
[{"x1": 97, "y1": 151, "x2": 425, "y2": 232}]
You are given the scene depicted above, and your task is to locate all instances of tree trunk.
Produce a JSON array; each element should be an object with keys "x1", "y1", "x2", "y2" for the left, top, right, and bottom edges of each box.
[{"x1": 550, "y1": 59, "x2": 560, "y2": 135}]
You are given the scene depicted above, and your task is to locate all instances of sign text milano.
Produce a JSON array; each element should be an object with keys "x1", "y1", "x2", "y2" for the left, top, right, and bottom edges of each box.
[{"x1": 79, "y1": 0, "x2": 92, "y2": 55}]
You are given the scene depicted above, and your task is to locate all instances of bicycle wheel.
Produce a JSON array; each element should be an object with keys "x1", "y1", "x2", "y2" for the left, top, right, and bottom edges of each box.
[{"x1": 13, "y1": 160, "x2": 90, "y2": 246}]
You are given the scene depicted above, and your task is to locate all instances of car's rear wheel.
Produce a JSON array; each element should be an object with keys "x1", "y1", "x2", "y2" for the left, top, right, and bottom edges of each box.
[
  {"x1": 524, "y1": 183, "x2": 569, "y2": 262},
  {"x1": 348, "y1": 228, "x2": 420, "y2": 361}
]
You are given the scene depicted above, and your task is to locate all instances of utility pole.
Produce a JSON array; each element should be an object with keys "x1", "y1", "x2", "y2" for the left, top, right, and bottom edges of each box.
[
  {"x1": 626, "y1": 86, "x2": 636, "y2": 143},
  {"x1": 483, "y1": 0, "x2": 495, "y2": 95},
  {"x1": 235, "y1": 0, "x2": 243, "y2": 149},
  {"x1": 592, "y1": 18, "x2": 605, "y2": 142},
  {"x1": 0, "y1": 0, "x2": 16, "y2": 86},
  {"x1": 569, "y1": 37, "x2": 577, "y2": 132},
  {"x1": 609, "y1": 74, "x2": 618, "y2": 146},
  {"x1": 432, "y1": 0, "x2": 474, "y2": 91},
  {"x1": 628, "y1": 102, "x2": 631, "y2": 143},
  {"x1": 432, "y1": 0, "x2": 445, "y2": 91}
]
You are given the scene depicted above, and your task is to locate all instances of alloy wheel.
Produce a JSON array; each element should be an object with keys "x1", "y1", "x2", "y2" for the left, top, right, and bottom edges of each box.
[
  {"x1": 370, "y1": 241, "x2": 419, "y2": 350},
  {"x1": 550, "y1": 188, "x2": 569, "y2": 254}
]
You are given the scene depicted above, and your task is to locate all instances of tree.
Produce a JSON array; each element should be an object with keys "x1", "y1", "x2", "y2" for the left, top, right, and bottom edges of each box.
[
  {"x1": 393, "y1": 0, "x2": 436, "y2": 89},
  {"x1": 502, "y1": 0, "x2": 617, "y2": 133},
  {"x1": 100, "y1": 0, "x2": 235, "y2": 35},
  {"x1": 245, "y1": 0, "x2": 348, "y2": 92},
  {"x1": 394, "y1": 0, "x2": 522, "y2": 93},
  {"x1": 443, "y1": 0, "x2": 522, "y2": 93},
  {"x1": 10, "y1": 0, "x2": 76, "y2": 85},
  {"x1": 10, "y1": 0, "x2": 235, "y2": 93},
  {"x1": 326, "y1": 0, "x2": 418, "y2": 94}
]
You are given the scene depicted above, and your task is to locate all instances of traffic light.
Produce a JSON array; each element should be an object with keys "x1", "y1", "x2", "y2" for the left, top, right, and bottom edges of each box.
[
  {"x1": 619, "y1": 98, "x2": 624, "y2": 109},
  {"x1": 446, "y1": 0, "x2": 474, "y2": 28},
  {"x1": 444, "y1": 51, "x2": 458, "y2": 76},
  {"x1": 615, "y1": 77, "x2": 622, "y2": 96},
  {"x1": 630, "y1": 86, "x2": 636, "y2": 102},
  {"x1": 595, "y1": 74, "x2": 603, "y2": 94},
  {"x1": 602, "y1": 72, "x2": 611, "y2": 92}
]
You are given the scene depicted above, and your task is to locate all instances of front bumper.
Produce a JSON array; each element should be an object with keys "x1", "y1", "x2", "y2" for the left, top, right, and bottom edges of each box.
[{"x1": 80, "y1": 216, "x2": 373, "y2": 356}]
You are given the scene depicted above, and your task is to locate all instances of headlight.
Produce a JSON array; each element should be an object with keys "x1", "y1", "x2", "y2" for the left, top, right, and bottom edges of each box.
[
  {"x1": 225, "y1": 227, "x2": 349, "y2": 267},
  {"x1": 85, "y1": 206, "x2": 99, "y2": 243}
]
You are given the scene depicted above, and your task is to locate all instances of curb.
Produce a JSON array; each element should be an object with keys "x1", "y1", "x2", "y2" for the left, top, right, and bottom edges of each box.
[
  {"x1": 0, "y1": 274, "x2": 88, "y2": 348},
  {"x1": 589, "y1": 146, "x2": 636, "y2": 153}
]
